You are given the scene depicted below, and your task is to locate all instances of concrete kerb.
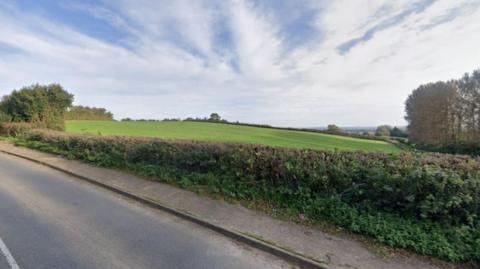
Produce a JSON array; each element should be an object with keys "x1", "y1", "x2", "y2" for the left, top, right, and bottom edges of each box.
[{"x1": 0, "y1": 148, "x2": 327, "y2": 269}]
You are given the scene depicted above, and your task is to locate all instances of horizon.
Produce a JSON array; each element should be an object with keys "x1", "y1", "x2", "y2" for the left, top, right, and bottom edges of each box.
[{"x1": 0, "y1": 0, "x2": 479, "y2": 127}]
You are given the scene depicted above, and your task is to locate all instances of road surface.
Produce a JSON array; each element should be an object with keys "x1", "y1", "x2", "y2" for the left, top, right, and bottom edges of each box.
[{"x1": 0, "y1": 153, "x2": 294, "y2": 269}]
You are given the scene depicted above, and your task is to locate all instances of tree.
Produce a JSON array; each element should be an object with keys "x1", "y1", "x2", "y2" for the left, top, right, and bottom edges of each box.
[
  {"x1": 405, "y1": 81, "x2": 459, "y2": 144},
  {"x1": 209, "y1": 113, "x2": 221, "y2": 121},
  {"x1": 375, "y1": 125, "x2": 392, "y2": 137},
  {"x1": 458, "y1": 70, "x2": 480, "y2": 142},
  {"x1": 65, "y1": 106, "x2": 114, "y2": 120},
  {"x1": 404, "y1": 69, "x2": 480, "y2": 148},
  {"x1": 390, "y1": 127, "x2": 407, "y2": 138},
  {"x1": 327, "y1": 124, "x2": 342, "y2": 134},
  {"x1": 0, "y1": 84, "x2": 73, "y2": 130}
]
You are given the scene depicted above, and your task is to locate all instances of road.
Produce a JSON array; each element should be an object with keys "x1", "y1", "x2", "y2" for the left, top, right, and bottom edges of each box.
[{"x1": 0, "y1": 153, "x2": 293, "y2": 269}]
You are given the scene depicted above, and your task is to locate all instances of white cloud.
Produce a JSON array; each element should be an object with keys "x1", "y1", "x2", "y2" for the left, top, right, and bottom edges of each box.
[{"x1": 0, "y1": 0, "x2": 479, "y2": 127}]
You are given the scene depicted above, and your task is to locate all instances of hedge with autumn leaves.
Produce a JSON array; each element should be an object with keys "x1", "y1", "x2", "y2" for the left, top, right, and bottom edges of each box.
[{"x1": 6, "y1": 127, "x2": 480, "y2": 264}]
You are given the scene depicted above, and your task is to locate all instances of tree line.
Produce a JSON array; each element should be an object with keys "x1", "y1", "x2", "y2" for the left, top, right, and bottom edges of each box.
[
  {"x1": 326, "y1": 124, "x2": 407, "y2": 138},
  {"x1": 121, "y1": 113, "x2": 224, "y2": 122},
  {"x1": 405, "y1": 69, "x2": 480, "y2": 154},
  {"x1": 65, "y1": 106, "x2": 114, "y2": 121}
]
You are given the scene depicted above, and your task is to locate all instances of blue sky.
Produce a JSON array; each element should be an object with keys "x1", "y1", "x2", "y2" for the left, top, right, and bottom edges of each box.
[{"x1": 0, "y1": 0, "x2": 479, "y2": 127}]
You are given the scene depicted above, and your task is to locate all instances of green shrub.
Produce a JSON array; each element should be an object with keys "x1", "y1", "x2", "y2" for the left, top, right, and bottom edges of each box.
[
  {"x1": 0, "y1": 111, "x2": 11, "y2": 123},
  {"x1": 418, "y1": 142, "x2": 480, "y2": 156},
  {"x1": 18, "y1": 129, "x2": 480, "y2": 263},
  {"x1": 0, "y1": 84, "x2": 73, "y2": 131}
]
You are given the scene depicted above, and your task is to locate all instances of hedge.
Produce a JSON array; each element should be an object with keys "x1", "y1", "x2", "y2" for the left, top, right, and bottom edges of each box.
[
  {"x1": 0, "y1": 122, "x2": 34, "y2": 136},
  {"x1": 417, "y1": 142, "x2": 480, "y2": 157},
  {"x1": 8, "y1": 128, "x2": 480, "y2": 264}
]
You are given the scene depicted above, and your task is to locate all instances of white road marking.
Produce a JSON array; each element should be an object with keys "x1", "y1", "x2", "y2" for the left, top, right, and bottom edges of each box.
[{"x1": 0, "y1": 236, "x2": 20, "y2": 269}]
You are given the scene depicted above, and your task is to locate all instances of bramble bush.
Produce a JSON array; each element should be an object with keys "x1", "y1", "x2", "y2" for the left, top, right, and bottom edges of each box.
[
  {"x1": 0, "y1": 122, "x2": 34, "y2": 136},
  {"x1": 9, "y1": 128, "x2": 480, "y2": 263}
]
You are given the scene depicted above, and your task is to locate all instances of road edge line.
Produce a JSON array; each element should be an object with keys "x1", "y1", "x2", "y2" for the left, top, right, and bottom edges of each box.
[
  {"x1": 0, "y1": 236, "x2": 20, "y2": 269},
  {"x1": 0, "y1": 148, "x2": 328, "y2": 269}
]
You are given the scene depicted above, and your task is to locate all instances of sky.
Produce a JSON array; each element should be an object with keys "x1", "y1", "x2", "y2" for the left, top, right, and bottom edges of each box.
[{"x1": 0, "y1": 0, "x2": 479, "y2": 127}]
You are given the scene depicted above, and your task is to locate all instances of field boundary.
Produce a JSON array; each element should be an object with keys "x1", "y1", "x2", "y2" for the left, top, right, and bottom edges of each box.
[{"x1": 0, "y1": 145, "x2": 327, "y2": 269}]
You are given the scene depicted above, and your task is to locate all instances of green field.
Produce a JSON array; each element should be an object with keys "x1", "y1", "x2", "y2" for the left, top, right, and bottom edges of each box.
[{"x1": 65, "y1": 120, "x2": 401, "y2": 153}]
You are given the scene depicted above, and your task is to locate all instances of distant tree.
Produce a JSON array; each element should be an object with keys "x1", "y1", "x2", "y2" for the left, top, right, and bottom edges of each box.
[
  {"x1": 375, "y1": 125, "x2": 392, "y2": 137},
  {"x1": 65, "y1": 106, "x2": 113, "y2": 121},
  {"x1": 390, "y1": 127, "x2": 407, "y2": 138},
  {"x1": 0, "y1": 84, "x2": 73, "y2": 130},
  {"x1": 327, "y1": 124, "x2": 342, "y2": 134},
  {"x1": 209, "y1": 113, "x2": 221, "y2": 121}
]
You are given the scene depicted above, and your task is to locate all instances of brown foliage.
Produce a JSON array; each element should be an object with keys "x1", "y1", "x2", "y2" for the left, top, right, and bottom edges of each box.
[{"x1": 405, "y1": 70, "x2": 480, "y2": 147}]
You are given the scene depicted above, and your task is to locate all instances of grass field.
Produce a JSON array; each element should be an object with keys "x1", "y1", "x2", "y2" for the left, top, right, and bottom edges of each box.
[{"x1": 65, "y1": 120, "x2": 401, "y2": 153}]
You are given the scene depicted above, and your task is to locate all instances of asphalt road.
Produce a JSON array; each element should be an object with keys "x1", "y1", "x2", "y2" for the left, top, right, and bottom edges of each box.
[{"x1": 0, "y1": 153, "x2": 293, "y2": 269}]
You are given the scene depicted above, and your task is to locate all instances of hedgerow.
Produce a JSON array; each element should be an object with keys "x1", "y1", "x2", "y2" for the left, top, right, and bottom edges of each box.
[
  {"x1": 0, "y1": 122, "x2": 34, "y2": 136},
  {"x1": 11, "y1": 128, "x2": 480, "y2": 264},
  {"x1": 417, "y1": 142, "x2": 480, "y2": 157}
]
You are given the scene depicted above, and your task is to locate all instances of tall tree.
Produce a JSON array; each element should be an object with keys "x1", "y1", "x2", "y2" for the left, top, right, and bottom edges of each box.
[
  {"x1": 458, "y1": 70, "x2": 480, "y2": 142},
  {"x1": 405, "y1": 81, "x2": 459, "y2": 144},
  {"x1": 0, "y1": 84, "x2": 73, "y2": 130},
  {"x1": 405, "y1": 69, "x2": 480, "y2": 149}
]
